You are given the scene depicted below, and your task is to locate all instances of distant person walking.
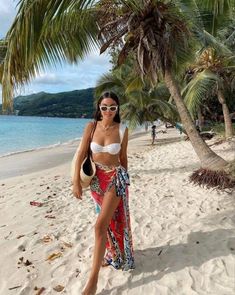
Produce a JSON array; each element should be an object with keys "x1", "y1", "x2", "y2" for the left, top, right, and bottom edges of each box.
[
  {"x1": 175, "y1": 122, "x2": 183, "y2": 134},
  {"x1": 151, "y1": 125, "x2": 157, "y2": 145}
]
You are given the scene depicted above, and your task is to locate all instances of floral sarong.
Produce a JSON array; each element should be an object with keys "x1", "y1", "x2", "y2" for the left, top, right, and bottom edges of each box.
[{"x1": 90, "y1": 162, "x2": 135, "y2": 271}]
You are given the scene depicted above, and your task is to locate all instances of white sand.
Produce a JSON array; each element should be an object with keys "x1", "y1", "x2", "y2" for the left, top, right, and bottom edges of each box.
[{"x1": 0, "y1": 128, "x2": 235, "y2": 295}]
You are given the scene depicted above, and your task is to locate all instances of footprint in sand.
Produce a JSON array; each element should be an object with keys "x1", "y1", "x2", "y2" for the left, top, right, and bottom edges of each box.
[
  {"x1": 227, "y1": 238, "x2": 235, "y2": 251},
  {"x1": 18, "y1": 285, "x2": 31, "y2": 295},
  {"x1": 51, "y1": 262, "x2": 67, "y2": 278}
]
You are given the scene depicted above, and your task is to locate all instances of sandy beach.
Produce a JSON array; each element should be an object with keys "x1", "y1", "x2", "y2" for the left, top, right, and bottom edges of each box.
[{"x1": 0, "y1": 128, "x2": 235, "y2": 295}]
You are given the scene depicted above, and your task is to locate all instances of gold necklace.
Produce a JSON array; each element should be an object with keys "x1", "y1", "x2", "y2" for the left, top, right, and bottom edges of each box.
[{"x1": 100, "y1": 122, "x2": 115, "y2": 131}]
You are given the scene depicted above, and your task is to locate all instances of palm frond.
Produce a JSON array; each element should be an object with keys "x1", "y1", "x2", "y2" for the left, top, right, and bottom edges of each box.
[
  {"x1": 196, "y1": 0, "x2": 235, "y2": 35},
  {"x1": 125, "y1": 76, "x2": 143, "y2": 94},
  {"x1": 197, "y1": 0, "x2": 235, "y2": 16},
  {"x1": 95, "y1": 73, "x2": 125, "y2": 100},
  {"x1": 197, "y1": 30, "x2": 232, "y2": 55},
  {"x1": 1, "y1": 0, "x2": 99, "y2": 111},
  {"x1": 183, "y1": 70, "x2": 218, "y2": 116}
]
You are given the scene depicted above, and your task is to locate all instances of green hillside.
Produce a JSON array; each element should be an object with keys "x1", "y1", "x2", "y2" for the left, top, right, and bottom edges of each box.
[{"x1": 0, "y1": 88, "x2": 95, "y2": 118}]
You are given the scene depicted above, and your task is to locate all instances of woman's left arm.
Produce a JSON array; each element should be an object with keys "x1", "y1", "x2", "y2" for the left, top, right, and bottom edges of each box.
[{"x1": 119, "y1": 127, "x2": 128, "y2": 170}]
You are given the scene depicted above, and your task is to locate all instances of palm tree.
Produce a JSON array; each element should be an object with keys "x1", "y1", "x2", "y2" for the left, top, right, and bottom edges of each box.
[
  {"x1": 0, "y1": 0, "x2": 99, "y2": 112},
  {"x1": 97, "y1": 0, "x2": 230, "y2": 170},
  {"x1": 196, "y1": 0, "x2": 235, "y2": 36},
  {"x1": 97, "y1": 48, "x2": 182, "y2": 130},
  {"x1": 183, "y1": 48, "x2": 235, "y2": 138},
  {"x1": 0, "y1": 39, "x2": 7, "y2": 65},
  {"x1": 121, "y1": 87, "x2": 179, "y2": 130},
  {"x1": 95, "y1": 57, "x2": 178, "y2": 129}
]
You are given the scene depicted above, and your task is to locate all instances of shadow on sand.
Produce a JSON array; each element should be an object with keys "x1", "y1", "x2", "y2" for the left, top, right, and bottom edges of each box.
[{"x1": 98, "y1": 228, "x2": 235, "y2": 294}]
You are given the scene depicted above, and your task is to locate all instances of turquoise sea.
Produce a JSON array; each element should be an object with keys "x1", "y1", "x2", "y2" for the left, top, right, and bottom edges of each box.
[{"x1": 0, "y1": 115, "x2": 90, "y2": 157}]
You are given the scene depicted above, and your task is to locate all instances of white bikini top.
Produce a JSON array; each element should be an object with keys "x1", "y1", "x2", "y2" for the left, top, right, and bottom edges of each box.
[{"x1": 90, "y1": 124, "x2": 125, "y2": 155}]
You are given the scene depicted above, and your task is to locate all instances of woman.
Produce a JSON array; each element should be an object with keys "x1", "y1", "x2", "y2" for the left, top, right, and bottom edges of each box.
[{"x1": 72, "y1": 91, "x2": 135, "y2": 295}]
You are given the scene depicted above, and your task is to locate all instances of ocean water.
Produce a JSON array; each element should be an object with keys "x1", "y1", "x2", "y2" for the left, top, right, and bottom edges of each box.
[{"x1": 0, "y1": 115, "x2": 90, "y2": 157}]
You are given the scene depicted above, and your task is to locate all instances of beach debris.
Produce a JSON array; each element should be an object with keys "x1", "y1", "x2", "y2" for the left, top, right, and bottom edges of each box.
[
  {"x1": 17, "y1": 257, "x2": 34, "y2": 268},
  {"x1": 34, "y1": 287, "x2": 46, "y2": 295},
  {"x1": 17, "y1": 234, "x2": 25, "y2": 239},
  {"x1": 8, "y1": 285, "x2": 22, "y2": 290},
  {"x1": 53, "y1": 285, "x2": 65, "y2": 292},
  {"x1": 30, "y1": 201, "x2": 44, "y2": 207},
  {"x1": 19, "y1": 256, "x2": 24, "y2": 262},
  {"x1": 18, "y1": 245, "x2": 26, "y2": 251},
  {"x1": 1, "y1": 183, "x2": 5, "y2": 186},
  {"x1": 61, "y1": 241, "x2": 73, "y2": 248},
  {"x1": 210, "y1": 139, "x2": 225, "y2": 146},
  {"x1": 47, "y1": 186, "x2": 50, "y2": 189},
  {"x1": 190, "y1": 168, "x2": 235, "y2": 190},
  {"x1": 24, "y1": 259, "x2": 32, "y2": 266},
  {"x1": 75, "y1": 268, "x2": 81, "y2": 277},
  {"x1": 158, "y1": 249, "x2": 163, "y2": 256},
  {"x1": 42, "y1": 235, "x2": 53, "y2": 243},
  {"x1": 46, "y1": 252, "x2": 62, "y2": 261},
  {"x1": 4, "y1": 231, "x2": 12, "y2": 239},
  {"x1": 45, "y1": 215, "x2": 56, "y2": 219},
  {"x1": 46, "y1": 209, "x2": 53, "y2": 213}
]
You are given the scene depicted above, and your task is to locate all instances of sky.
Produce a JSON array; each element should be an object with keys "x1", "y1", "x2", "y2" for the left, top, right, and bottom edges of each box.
[{"x1": 0, "y1": 0, "x2": 112, "y2": 102}]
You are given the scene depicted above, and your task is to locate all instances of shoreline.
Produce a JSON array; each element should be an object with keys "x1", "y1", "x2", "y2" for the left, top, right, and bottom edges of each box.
[
  {"x1": 0, "y1": 124, "x2": 147, "y2": 159},
  {"x1": 0, "y1": 137, "x2": 82, "y2": 159},
  {"x1": 0, "y1": 128, "x2": 151, "y2": 180},
  {"x1": 0, "y1": 126, "x2": 234, "y2": 181}
]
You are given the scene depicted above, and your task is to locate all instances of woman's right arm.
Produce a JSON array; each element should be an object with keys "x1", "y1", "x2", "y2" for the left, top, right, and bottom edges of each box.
[{"x1": 72, "y1": 122, "x2": 94, "y2": 199}]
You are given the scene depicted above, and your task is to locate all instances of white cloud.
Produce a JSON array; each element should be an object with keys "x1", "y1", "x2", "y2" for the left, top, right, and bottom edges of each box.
[
  {"x1": 33, "y1": 73, "x2": 67, "y2": 85},
  {"x1": 0, "y1": 1, "x2": 17, "y2": 38},
  {"x1": 26, "y1": 49, "x2": 112, "y2": 93},
  {"x1": 0, "y1": 2, "x2": 113, "y2": 102}
]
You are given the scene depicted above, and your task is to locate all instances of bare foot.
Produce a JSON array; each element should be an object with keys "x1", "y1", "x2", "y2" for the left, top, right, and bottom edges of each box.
[{"x1": 82, "y1": 279, "x2": 97, "y2": 295}]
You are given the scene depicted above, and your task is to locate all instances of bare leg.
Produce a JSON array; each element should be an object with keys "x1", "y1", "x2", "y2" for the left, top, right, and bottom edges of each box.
[{"x1": 82, "y1": 187, "x2": 121, "y2": 295}]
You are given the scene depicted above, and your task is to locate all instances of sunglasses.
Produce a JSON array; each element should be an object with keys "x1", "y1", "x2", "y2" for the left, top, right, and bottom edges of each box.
[{"x1": 99, "y1": 105, "x2": 118, "y2": 112}]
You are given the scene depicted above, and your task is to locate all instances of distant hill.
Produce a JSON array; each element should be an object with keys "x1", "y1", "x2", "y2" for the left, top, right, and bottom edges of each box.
[{"x1": 0, "y1": 88, "x2": 95, "y2": 118}]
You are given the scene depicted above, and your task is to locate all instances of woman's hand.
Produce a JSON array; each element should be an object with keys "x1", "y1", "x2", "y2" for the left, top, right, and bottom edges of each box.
[{"x1": 72, "y1": 182, "x2": 83, "y2": 200}]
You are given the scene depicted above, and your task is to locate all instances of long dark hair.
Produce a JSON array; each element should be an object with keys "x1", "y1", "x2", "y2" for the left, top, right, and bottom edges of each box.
[{"x1": 94, "y1": 91, "x2": 121, "y2": 123}]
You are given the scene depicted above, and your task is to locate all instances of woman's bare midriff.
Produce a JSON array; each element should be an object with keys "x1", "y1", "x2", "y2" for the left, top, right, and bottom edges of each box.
[{"x1": 92, "y1": 153, "x2": 120, "y2": 167}]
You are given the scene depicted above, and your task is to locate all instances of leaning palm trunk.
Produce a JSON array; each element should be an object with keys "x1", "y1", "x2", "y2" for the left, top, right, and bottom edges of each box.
[
  {"x1": 218, "y1": 90, "x2": 234, "y2": 139},
  {"x1": 164, "y1": 69, "x2": 228, "y2": 170},
  {"x1": 197, "y1": 107, "x2": 203, "y2": 130}
]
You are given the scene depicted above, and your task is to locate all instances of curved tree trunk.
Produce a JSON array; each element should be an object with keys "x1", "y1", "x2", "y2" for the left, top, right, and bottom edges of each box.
[
  {"x1": 164, "y1": 69, "x2": 227, "y2": 170},
  {"x1": 197, "y1": 107, "x2": 203, "y2": 131},
  {"x1": 217, "y1": 90, "x2": 234, "y2": 139}
]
